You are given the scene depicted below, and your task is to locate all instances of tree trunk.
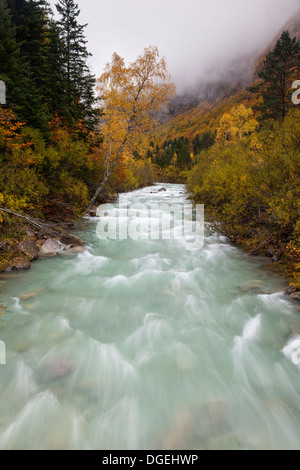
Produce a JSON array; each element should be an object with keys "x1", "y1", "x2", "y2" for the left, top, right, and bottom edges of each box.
[
  {"x1": 0, "y1": 206, "x2": 62, "y2": 235},
  {"x1": 86, "y1": 134, "x2": 129, "y2": 211}
]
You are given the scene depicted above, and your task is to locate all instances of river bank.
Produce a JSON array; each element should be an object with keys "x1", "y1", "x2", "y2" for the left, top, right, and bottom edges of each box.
[
  {"x1": 203, "y1": 215, "x2": 300, "y2": 302},
  {"x1": 1, "y1": 185, "x2": 299, "y2": 302},
  {"x1": 0, "y1": 184, "x2": 300, "y2": 450},
  {"x1": 0, "y1": 191, "x2": 119, "y2": 273}
]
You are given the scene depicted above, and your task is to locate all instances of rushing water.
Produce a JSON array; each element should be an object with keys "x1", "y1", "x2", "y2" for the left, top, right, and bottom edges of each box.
[{"x1": 0, "y1": 184, "x2": 300, "y2": 450}]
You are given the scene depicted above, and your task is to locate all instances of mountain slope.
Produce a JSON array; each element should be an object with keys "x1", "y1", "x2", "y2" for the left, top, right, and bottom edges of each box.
[
  {"x1": 157, "y1": 8, "x2": 300, "y2": 142},
  {"x1": 254, "y1": 7, "x2": 300, "y2": 77}
]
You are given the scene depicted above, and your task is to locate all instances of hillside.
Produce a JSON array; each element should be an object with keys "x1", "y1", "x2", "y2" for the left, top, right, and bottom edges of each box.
[
  {"x1": 153, "y1": 89, "x2": 259, "y2": 148},
  {"x1": 156, "y1": 7, "x2": 300, "y2": 144},
  {"x1": 254, "y1": 6, "x2": 300, "y2": 76},
  {"x1": 161, "y1": 53, "x2": 258, "y2": 121}
]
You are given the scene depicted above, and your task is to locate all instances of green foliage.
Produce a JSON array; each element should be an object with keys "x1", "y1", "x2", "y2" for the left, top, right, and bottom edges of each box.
[
  {"x1": 56, "y1": 0, "x2": 98, "y2": 131},
  {"x1": 153, "y1": 89, "x2": 259, "y2": 148},
  {"x1": 187, "y1": 107, "x2": 300, "y2": 282},
  {"x1": 150, "y1": 136, "x2": 193, "y2": 169},
  {"x1": 0, "y1": 108, "x2": 100, "y2": 221},
  {"x1": 1, "y1": 0, "x2": 97, "y2": 134},
  {"x1": 0, "y1": 0, "x2": 31, "y2": 117},
  {"x1": 192, "y1": 131, "x2": 215, "y2": 154},
  {"x1": 248, "y1": 31, "x2": 300, "y2": 121},
  {"x1": 5, "y1": 0, "x2": 55, "y2": 131},
  {"x1": 154, "y1": 30, "x2": 300, "y2": 285}
]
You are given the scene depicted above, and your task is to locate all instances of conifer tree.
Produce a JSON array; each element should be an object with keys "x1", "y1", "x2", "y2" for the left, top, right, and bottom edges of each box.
[
  {"x1": 5, "y1": 0, "x2": 53, "y2": 130},
  {"x1": 249, "y1": 31, "x2": 300, "y2": 121},
  {"x1": 0, "y1": 0, "x2": 30, "y2": 112},
  {"x1": 55, "y1": 0, "x2": 98, "y2": 131}
]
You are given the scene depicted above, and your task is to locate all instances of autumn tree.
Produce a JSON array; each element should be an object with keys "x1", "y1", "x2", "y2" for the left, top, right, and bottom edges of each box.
[
  {"x1": 88, "y1": 46, "x2": 176, "y2": 207},
  {"x1": 216, "y1": 105, "x2": 258, "y2": 146},
  {"x1": 215, "y1": 113, "x2": 235, "y2": 147}
]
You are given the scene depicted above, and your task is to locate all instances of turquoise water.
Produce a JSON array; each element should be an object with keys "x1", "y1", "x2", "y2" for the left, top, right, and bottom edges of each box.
[{"x1": 0, "y1": 184, "x2": 299, "y2": 450}]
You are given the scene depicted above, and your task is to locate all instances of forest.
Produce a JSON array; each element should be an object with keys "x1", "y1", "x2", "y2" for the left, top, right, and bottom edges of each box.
[
  {"x1": 148, "y1": 31, "x2": 300, "y2": 288},
  {"x1": 1, "y1": 0, "x2": 300, "y2": 452},
  {"x1": 185, "y1": 32, "x2": 300, "y2": 289},
  {"x1": 0, "y1": 0, "x2": 300, "y2": 288},
  {"x1": 0, "y1": 0, "x2": 173, "y2": 270}
]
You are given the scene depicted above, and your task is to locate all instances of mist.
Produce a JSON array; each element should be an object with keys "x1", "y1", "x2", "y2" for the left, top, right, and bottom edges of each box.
[{"x1": 48, "y1": 0, "x2": 300, "y2": 92}]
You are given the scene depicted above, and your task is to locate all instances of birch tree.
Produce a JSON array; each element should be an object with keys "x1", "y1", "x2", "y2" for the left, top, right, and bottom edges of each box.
[{"x1": 88, "y1": 46, "x2": 176, "y2": 208}]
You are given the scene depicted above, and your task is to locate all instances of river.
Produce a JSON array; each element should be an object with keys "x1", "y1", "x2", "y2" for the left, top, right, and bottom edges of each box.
[{"x1": 0, "y1": 183, "x2": 299, "y2": 450}]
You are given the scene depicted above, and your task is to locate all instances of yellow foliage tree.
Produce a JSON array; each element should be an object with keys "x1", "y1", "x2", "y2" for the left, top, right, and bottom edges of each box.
[
  {"x1": 88, "y1": 46, "x2": 176, "y2": 207},
  {"x1": 230, "y1": 104, "x2": 258, "y2": 141},
  {"x1": 215, "y1": 113, "x2": 235, "y2": 147},
  {"x1": 216, "y1": 105, "x2": 258, "y2": 146}
]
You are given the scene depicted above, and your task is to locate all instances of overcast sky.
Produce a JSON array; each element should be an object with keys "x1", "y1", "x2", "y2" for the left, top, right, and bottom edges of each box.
[{"x1": 48, "y1": 0, "x2": 300, "y2": 91}]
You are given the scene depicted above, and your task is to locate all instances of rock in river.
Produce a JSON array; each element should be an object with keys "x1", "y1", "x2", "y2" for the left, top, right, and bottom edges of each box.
[
  {"x1": 291, "y1": 292, "x2": 300, "y2": 301},
  {"x1": 17, "y1": 240, "x2": 39, "y2": 261},
  {"x1": 40, "y1": 238, "x2": 62, "y2": 254},
  {"x1": 46, "y1": 357, "x2": 74, "y2": 380},
  {"x1": 60, "y1": 233, "x2": 86, "y2": 248},
  {"x1": 66, "y1": 246, "x2": 86, "y2": 254},
  {"x1": 5, "y1": 257, "x2": 31, "y2": 272}
]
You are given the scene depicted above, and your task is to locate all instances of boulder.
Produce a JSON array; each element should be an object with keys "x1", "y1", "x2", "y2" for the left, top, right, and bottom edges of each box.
[
  {"x1": 46, "y1": 357, "x2": 74, "y2": 380},
  {"x1": 158, "y1": 187, "x2": 167, "y2": 192},
  {"x1": 88, "y1": 206, "x2": 98, "y2": 217},
  {"x1": 291, "y1": 292, "x2": 300, "y2": 301},
  {"x1": 17, "y1": 240, "x2": 39, "y2": 261},
  {"x1": 63, "y1": 245, "x2": 72, "y2": 251},
  {"x1": 40, "y1": 238, "x2": 62, "y2": 254},
  {"x1": 241, "y1": 286, "x2": 269, "y2": 295},
  {"x1": 5, "y1": 257, "x2": 31, "y2": 272},
  {"x1": 66, "y1": 246, "x2": 86, "y2": 254},
  {"x1": 38, "y1": 252, "x2": 59, "y2": 259},
  {"x1": 37, "y1": 231, "x2": 63, "y2": 240},
  {"x1": 17, "y1": 343, "x2": 30, "y2": 353},
  {"x1": 20, "y1": 292, "x2": 38, "y2": 301},
  {"x1": 36, "y1": 239, "x2": 46, "y2": 248},
  {"x1": 60, "y1": 233, "x2": 85, "y2": 247},
  {"x1": 108, "y1": 193, "x2": 118, "y2": 202},
  {"x1": 285, "y1": 285, "x2": 297, "y2": 296}
]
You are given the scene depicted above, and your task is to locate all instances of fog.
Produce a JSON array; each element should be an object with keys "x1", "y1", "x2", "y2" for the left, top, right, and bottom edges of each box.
[{"x1": 48, "y1": 0, "x2": 300, "y2": 91}]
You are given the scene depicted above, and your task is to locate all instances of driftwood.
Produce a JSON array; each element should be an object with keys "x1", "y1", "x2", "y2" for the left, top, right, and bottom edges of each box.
[
  {"x1": 247, "y1": 237, "x2": 274, "y2": 256},
  {"x1": 0, "y1": 205, "x2": 64, "y2": 236}
]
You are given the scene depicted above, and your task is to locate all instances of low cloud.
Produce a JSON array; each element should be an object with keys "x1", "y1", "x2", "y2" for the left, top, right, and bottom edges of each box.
[{"x1": 49, "y1": 0, "x2": 300, "y2": 91}]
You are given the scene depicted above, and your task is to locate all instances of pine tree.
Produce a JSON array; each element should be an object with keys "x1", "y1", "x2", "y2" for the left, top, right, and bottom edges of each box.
[
  {"x1": 55, "y1": 0, "x2": 98, "y2": 131},
  {"x1": 5, "y1": 0, "x2": 53, "y2": 130},
  {"x1": 249, "y1": 31, "x2": 300, "y2": 121},
  {"x1": 42, "y1": 15, "x2": 68, "y2": 120},
  {"x1": 3, "y1": 0, "x2": 72, "y2": 133},
  {"x1": 0, "y1": 0, "x2": 30, "y2": 112}
]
